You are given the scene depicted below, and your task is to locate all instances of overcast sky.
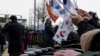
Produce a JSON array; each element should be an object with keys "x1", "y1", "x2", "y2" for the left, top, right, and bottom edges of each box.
[
  {"x1": 0, "y1": 0, "x2": 42, "y2": 19},
  {"x1": 77, "y1": 0, "x2": 100, "y2": 16},
  {"x1": 0, "y1": 0, "x2": 100, "y2": 25}
]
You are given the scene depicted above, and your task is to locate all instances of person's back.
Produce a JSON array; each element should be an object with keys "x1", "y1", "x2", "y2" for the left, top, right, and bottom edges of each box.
[
  {"x1": 2, "y1": 15, "x2": 24, "y2": 56},
  {"x1": 44, "y1": 19, "x2": 54, "y2": 47},
  {"x1": 8, "y1": 22, "x2": 23, "y2": 43},
  {"x1": 24, "y1": 28, "x2": 30, "y2": 50},
  {"x1": 0, "y1": 25, "x2": 6, "y2": 51}
]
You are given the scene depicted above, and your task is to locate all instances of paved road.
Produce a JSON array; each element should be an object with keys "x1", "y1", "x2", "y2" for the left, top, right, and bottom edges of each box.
[
  {"x1": 1, "y1": 44, "x2": 41, "y2": 56},
  {"x1": 0, "y1": 41, "x2": 53, "y2": 56}
]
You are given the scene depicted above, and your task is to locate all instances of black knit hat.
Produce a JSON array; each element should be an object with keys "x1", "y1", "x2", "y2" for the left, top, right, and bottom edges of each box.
[{"x1": 10, "y1": 15, "x2": 17, "y2": 20}]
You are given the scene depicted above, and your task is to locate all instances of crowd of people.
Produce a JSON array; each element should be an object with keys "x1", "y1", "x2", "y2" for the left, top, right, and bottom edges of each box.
[
  {"x1": 41, "y1": 8, "x2": 100, "y2": 56},
  {"x1": 0, "y1": 8, "x2": 100, "y2": 56},
  {"x1": 0, "y1": 15, "x2": 35, "y2": 56},
  {"x1": 54, "y1": 8, "x2": 100, "y2": 56}
]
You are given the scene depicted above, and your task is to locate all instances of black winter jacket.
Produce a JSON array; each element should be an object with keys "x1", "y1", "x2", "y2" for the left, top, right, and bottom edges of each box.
[{"x1": 2, "y1": 21, "x2": 24, "y2": 54}]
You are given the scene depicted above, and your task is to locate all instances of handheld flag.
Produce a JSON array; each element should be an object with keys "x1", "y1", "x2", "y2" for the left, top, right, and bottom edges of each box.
[
  {"x1": 46, "y1": 2, "x2": 59, "y2": 22},
  {"x1": 47, "y1": 0, "x2": 77, "y2": 44},
  {"x1": 53, "y1": 15, "x2": 74, "y2": 44},
  {"x1": 49, "y1": 0, "x2": 66, "y2": 16}
]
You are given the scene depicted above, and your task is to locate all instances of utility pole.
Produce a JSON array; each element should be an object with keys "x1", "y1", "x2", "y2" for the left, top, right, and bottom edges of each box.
[
  {"x1": 34, "y1": 0, "x2": 36, "y2": 31},
  {"x1": 42, "y1": 0, "x2": 45, "y2": 23},
  {"x1": 37, "y1": 7, "x2": 39, "y2": 30},
  {"x1": 29, "y1": 9, "x2": 34, "y2": 28},
  {"x1": 29, "y1": 9, "x2": 32, "y2": 27}
]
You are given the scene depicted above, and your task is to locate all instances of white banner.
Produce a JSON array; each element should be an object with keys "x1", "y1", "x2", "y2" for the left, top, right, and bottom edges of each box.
[
  {"x1": 53, "y1": 15, "x2": 74, "y2": 44},
  {"x1": 49, "y1": 0, "x2": 65, "y2": 16},
  {"x1": 47, "y1": 0, "x2": 77, "y2": 44}
]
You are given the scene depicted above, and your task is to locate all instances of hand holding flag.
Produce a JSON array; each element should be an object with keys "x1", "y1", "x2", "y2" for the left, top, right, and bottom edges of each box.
[
  {"x1": 46, "y1": 0, "x2": 78, "y2": 44},
  {"x1": 76, "y1": 8, "x2": 91, "y2": 21},
  {"x1": 70, "y1": 13, "x2": 84, "y2": 26}
]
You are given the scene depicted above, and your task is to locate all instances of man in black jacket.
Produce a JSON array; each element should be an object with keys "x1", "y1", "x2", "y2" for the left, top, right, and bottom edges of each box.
[
  {"x1": 44, "y1": 19, "x2": 54, "y2": 47},
  {"x1": 2, "y1": 15, "x2": 24, "y2": 56}
]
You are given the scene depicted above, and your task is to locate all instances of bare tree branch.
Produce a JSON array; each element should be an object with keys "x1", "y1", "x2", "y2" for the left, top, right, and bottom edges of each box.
[{"x1": 36, "y1": 2, "x2": 47, "y2": 23}]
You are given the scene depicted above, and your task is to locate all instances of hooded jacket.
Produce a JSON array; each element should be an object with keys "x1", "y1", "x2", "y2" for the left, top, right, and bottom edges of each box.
[{"x1": 80, "y1": 29, "x2": 100, "y2": 52}]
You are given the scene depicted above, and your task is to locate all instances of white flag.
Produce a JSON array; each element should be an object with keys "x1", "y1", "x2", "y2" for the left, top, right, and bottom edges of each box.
[
  {"x1": 49, "y1": 0, "x2": 66, "y2": 16},
  {"x1": 48, "y1": 0, "x2": 77, "y2": 44},
  {"x1": 53, "y1": 15, "x2": 74, "y2": 44}
]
